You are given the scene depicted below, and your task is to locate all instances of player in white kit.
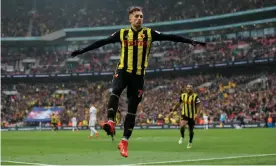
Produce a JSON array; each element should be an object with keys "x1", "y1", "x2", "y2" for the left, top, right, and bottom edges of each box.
[
  {"x1": 203, "y1": 112, "x2": 209, "y2": 130},
  {"x1": 72, "y1": 116, "x2": 78, "y2": 132},
  {"x1": 88, "y1": 104, "x2": 99, "y2": 139}
]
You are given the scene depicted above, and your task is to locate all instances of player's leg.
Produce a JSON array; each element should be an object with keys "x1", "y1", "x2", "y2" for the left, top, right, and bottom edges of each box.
[
  {"x1": 118, "y1": 75, "x2": 144, "y2": 157},
  {"x1": 179, "y1": 116, "x2": 188, "y2": 144},
  {"x1": 220, "y1": 120, "x2": 225, "y2": 128},
  {"x1": 55, "y1": 123, "x2": 58, "y2": 131},
  {"x1": 107, "y1": 71, "x2": 127, "y2": 121},
  {"x1": 103, "y1": 71, "x2": 127, "y2": 136},
  {"x1": 89, "y1": 119, "x2": 98, "y2": 138},
  {"x1": 204, "y1": 120, "x2": 208, "y2": 129},
  {"x1": 123, "y1": 75, "x2": 144, "y2": 140},
  {"x1": 72, "y1": 123, "x2": 76, "y2": 132},
  {"x1": 51, "y1": 123, "x2": 54, "y2": 131},
  {"x1": 89, "y1": 126, "x2": 94, "y2": 139},
  {"x1": 91, "y1": 120, "x2": 99, "y2": 137},
  {"x1": 53, "y1": 123, "x2": 57, "y2": 131},
  {"x1": 187, "y1": 119, "x2": 195, "y2": 149},
  {"x1": 241, "y1": 119, "x2": 245, "y2": 128}
]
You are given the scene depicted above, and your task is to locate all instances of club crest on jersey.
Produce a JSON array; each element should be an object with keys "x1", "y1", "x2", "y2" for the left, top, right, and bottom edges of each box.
[{"x1": 140, "y1": 34, "x2": 145, "y2": 38}]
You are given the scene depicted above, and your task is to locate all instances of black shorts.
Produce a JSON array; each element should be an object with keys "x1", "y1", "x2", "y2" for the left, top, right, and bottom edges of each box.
[
  {"x1": 112, "y1": 70, "x2": 144, "y2": 99},
  {"x1": 181, "y1": 115, "x2": 195, "y2": 128}
]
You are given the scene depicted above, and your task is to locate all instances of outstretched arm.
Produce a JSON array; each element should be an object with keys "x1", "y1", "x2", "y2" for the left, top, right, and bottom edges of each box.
[
  {"x1": 71, "y1": 31, "x2": 120, "y2": 57},
  {"x1": 152, "y1": 30, "x2": 206, "y2": 46}
]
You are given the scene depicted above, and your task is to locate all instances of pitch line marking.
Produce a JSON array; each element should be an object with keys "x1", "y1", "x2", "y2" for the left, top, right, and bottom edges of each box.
[
  {"x1": 1, "y1": 160, "x2": 53, "y2": 165},
  {"x1": 128, "y1": 153, "x2": 276, "y2": 165}
]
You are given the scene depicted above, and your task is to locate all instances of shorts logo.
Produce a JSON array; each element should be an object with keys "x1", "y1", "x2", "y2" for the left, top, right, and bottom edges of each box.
[{"x1": 138, "y1": 90, "x2": 143, "y2": 98}]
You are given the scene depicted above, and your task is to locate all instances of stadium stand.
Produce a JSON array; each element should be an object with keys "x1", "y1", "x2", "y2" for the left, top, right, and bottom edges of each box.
[
  {"x1": 1, "y1": 0, "x2": 276, "y2": 128},
  {"x1": 2, "y1": 0, "x2": 276, "y2": 36},
  {"x1": 1, "y1": 35, "x2": 276, "y2": 75},
  {"x1": 2, "y1": 72, "x2": 276, "y2": 127}
]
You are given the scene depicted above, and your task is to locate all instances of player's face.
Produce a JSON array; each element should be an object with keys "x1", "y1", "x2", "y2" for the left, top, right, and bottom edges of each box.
[
  {"x1": 186, "y1": 85, "x2": 193, "y2": 93},
  {"x1": 129, "y1": 11, "x2": 143, "y2": 28}
]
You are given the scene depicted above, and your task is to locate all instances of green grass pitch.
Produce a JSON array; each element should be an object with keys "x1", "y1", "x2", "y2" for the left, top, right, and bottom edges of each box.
[{"x1": 1, "y1": 128, "x2": 276, "y2": 165}]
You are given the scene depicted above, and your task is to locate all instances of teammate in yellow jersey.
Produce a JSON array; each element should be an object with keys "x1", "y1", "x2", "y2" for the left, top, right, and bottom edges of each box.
[
  {"x1": 71, "y1": 6, "x2": 206, "y2": 157},
  {"x1": 51, "y1": 113, "x2": 59, "y2": 132},
  {"x1": 173, "y1": 84, "x2": 202, "y2": 149}
]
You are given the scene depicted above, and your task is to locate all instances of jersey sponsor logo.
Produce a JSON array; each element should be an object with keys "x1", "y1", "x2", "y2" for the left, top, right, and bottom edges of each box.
[{"x1": 123, "y1": 40, "x2": 148, "y2": 47}]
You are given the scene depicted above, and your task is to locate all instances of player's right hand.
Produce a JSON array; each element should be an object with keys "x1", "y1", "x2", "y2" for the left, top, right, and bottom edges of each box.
[
  {"x1": 192, "y1": 41, "x2": 206, "y2": 47},
  {"x1": 71, "y1": 50, "x2": 82, "y2": 57}
]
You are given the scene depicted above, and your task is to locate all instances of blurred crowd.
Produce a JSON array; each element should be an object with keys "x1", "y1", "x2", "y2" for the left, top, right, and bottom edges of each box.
[
  {"x1": 2, "y1": 0, "x2": 276, "y2": 36},
  {"x1": 2, "y1": 72, "x2": 276, "y2": 127},
  {"x1": 1, "y1": 36, "x2": 276, "y2": 76}
]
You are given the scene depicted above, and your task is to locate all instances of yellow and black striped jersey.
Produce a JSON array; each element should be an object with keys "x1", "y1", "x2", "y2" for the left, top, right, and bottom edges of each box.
[
  {"x1": 77, "y1": 27, "x2": 197, "y2": 76},
  {"x1": 179, "y1": 92, "x2": 200, "y2": 119}
]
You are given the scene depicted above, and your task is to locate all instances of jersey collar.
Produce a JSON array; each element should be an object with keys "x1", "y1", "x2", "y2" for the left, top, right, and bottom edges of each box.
[{"x1": 131, "y1": 26, "x2": 143, "y2": 33}]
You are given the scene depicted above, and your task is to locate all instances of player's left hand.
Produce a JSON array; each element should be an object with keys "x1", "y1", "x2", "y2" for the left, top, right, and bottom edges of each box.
[{"x1": 192, "y1": 41, "x2": 206, "y2": 47}]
